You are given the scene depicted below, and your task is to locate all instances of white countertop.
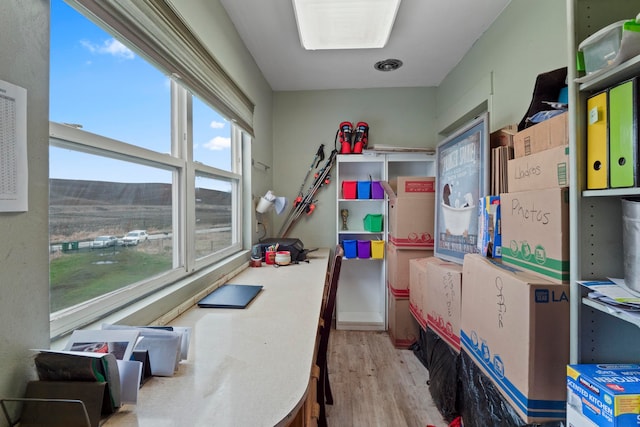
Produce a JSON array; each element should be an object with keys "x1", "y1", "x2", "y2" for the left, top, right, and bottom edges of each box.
[{"x1": 103, "y1": 248, "x2": 330, "y2": 427}]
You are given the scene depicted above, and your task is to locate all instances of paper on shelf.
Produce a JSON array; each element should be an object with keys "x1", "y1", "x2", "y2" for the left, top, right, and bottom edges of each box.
[
  {"x1": 579, "y1": 278, "x2": 640, "y2": 303},
  {"x1": 102, "y1": 324, "x2": 186, "y2": 376},
  {"x1": 117, "y1": 359, "x2": 142, "y2": 404}
]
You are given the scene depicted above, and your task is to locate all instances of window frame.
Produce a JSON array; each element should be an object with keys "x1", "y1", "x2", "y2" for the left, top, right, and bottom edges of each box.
[
  {"x1": 49, "y1": 0, "x2": 252, "y2": 339},
  {"x1": 49, "y1": 85, "x2": 245, "y2": 339}
]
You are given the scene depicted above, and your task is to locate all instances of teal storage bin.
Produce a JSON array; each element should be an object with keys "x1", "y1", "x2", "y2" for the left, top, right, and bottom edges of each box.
[{"x1": 364, "y1": 214, "x2": 383, "y2": 232}]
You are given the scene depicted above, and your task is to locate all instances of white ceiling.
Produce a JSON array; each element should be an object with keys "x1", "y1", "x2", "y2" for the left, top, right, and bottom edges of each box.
[{"x1": 219, "y1": 0, "x2": 512, "y2": 91}]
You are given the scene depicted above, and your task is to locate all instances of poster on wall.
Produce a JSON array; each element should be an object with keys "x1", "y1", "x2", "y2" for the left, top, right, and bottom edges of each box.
[
  {"x1": 0, "y1": 79, "x2": 28, "y2": 212},
  {"x1": 434, "y1": 113, "x2": 489, "y2": 264}
]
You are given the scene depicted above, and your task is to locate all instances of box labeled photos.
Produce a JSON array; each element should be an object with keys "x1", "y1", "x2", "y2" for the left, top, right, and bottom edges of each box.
[{"x1": 500, "y1": 187, "x2": 570, "y2": 284}]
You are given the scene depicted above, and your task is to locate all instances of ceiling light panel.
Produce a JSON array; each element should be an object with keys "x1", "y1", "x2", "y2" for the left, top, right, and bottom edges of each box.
[{"x1": 293, "y1": 0, "x2": 401, "y2": 50}]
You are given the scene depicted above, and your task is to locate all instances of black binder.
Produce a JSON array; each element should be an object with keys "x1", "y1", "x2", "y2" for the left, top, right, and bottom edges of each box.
[{"x1": 197, "y1": 284, "x2": 263, "y2": 309}]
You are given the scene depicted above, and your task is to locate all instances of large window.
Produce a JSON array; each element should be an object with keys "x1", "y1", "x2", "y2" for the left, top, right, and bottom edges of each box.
[{"x1": 50, "y1": 0, "x2": 245, "y2": 336}]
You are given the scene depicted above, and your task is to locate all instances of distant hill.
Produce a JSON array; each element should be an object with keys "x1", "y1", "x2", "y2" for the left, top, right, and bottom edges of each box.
[
  {"x1": 49, "y1": 179, "x2": 232, "y2": 239},
  {"x1": 49, "y1": 179, "x2": 230, "y2": 206}
]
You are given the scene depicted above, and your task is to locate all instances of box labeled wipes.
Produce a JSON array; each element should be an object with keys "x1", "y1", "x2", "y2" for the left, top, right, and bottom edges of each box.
[{"x1": 567, "y1": 364, "x2": 640, "y2": 427}]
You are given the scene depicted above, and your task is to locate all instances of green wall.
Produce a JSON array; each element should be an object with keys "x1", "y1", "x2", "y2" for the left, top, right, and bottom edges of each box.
[
  {"x1": 0, "y1": 0, "x2": 568, "y2": 415},
  {"x1": 0, "y1": 0, "x2": 51, "y2": 412},
  {"x1": 272, "y1": 0, "x2": 568, "y2": 250},
  {"x1": 437, "y1": 0, "x2": 568, "y2": 135}
]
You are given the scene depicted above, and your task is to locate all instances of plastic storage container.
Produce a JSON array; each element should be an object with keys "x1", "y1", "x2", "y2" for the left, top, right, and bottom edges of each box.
[
  {"x1": 363, "y1": 213, "x2": 383, "y2": 232},
  {"x1": 371, "y1": 240, "x2": 385, "y2": 259},
  {"x1": 371, "y1": 181, "x2": 385, "y2": 199},
  {"x1": 357, "y1": 181, "x2": 371, "y2": 199},
  {"x1": 342, "y1": 181, "x2": 357, "y2": 199},
  {"x1": 578, "y1": 20, "x2": 625, "y2": 74},
  {"x1": 343, "y1": 240, "x2": 357, "y2": 258},
  {"x1": 357, "y1": 240, "x2": 371, "y2": 259}
]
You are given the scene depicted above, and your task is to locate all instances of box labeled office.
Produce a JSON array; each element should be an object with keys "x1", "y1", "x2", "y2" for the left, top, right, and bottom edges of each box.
[
  {"x1": 500, "y1": 187, "x2": 570, "y2": 284},
  {"x1": 507, "y1": 145, "x2": 570, "y2": 193},
  {"x1": 514, "y1": 112, "x2": 568, "y2": 158},
  {"x1": 383, "y1": 177, "x2": 435, "y2": 249},
  {"x1": 461, "y1": 254, "x2": 570, "y2": 423},
  {"x1": 567, "y1": 364, "x2": 640, "y2": 427},
  {"x1": 424, "y1": 257, "x2": 463, "y2": 352}
]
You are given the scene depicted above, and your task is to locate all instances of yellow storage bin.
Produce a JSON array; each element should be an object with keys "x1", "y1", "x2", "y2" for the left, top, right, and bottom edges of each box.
[{"x1": 371, "y1": 240, "x2": 385, "y2": 259}]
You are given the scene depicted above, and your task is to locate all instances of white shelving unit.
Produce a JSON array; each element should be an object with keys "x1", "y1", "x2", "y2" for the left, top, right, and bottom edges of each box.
[
  {"x1": 568, "y1": 0, "x2": 640, "y2": 363},
  {"x1": 335, "y1": 152, "x2": 435, "y2": 331}
]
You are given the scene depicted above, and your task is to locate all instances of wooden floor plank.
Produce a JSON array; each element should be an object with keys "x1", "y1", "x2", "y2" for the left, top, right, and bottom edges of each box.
[{"x1": 326, "y1": 329, "x2": 448, "y2": 427}]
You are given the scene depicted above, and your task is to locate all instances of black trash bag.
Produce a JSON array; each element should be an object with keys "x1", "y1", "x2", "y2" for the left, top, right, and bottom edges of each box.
[
  {"x1": 459, "y1": 350, "x2": 565, "y2": 427},
  {"x1": 518, "y1": 67, "x2": 567, "y2": 131},
  {"x1": 424, "y1": 327, "x2": 461, "y2": 423},
  {"x1": 410, "y1": 328, "x2": 462, "y2": 423}
]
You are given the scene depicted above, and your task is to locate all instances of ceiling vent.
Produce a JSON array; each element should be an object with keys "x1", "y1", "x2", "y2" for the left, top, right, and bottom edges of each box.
[{"x1": 374, "y1": 59, "x2": 403, "y2": 72}]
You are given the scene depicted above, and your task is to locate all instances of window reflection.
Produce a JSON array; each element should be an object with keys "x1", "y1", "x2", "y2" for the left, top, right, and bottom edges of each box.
[
  {"x1": 49, "y1": 146, "x2": 174, "y2": 312},
  {"x1": 195, "y1": 175, "x2": 233, "y2": 259}
]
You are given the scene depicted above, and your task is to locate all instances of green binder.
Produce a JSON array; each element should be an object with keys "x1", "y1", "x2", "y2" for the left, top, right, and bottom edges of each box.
[{"x1": 609, "y1": 78, "x2": 638, "y2": 188}]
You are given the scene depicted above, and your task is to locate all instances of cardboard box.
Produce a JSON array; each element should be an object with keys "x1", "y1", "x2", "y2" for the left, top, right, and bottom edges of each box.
[
  {"x1": 386, "y1": 241, "x2": 432, "y2": 297},
  {"x1": 409, "y1": 257, "x2": 430, "y2": 326},
  {"x1": 424, "y1": 257, "x2": 463, "y2": 352},
  {"x1": 514, "y1": 112, "x2": 568, "y2": 158},
  {"x1": 500, "y1": 187, "x2": 570, "y2": 284},
  {"x1": 388, "y1": 290, "x2": 419, "y2": 349},
  {"x1": 508, "y1": 145, "x2": 570, "y2": 192},
  {"x1": 567, "y1": 364, "x2": 640, "y2": 427},
  {"x1": 461, "y1": 254, "x2": 570, "y2": 423},
  {"x1": 477, "y1": 195, "x2": 502, "y2": 258},
  {"x1": 490, "y1": 124, "x2": 518, "y2": 149},
  {"x1": 383, "y1": 177, "x2": 435, "y2": 249}
]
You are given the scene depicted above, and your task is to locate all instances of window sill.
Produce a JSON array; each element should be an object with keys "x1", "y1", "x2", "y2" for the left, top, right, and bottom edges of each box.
[{"x1": 51, "y1": 250, "x2": 250, "y2": 349}]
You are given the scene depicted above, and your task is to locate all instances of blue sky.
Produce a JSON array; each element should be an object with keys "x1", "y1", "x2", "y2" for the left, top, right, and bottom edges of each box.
[{"x1": 50, "y1": 0, "x2": 231, "y2": 185}]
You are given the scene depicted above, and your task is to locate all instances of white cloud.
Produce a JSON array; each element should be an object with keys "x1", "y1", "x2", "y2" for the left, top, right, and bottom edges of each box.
[
  {"x1": 203, "y1": 136, "x2": 230, "y2": 151},
  {"x1": 209, "y1": 120, "x2": 225, "y2": 129},
  {"x1": 80, "y1": 38, "x2": 134, "y2": 60}
]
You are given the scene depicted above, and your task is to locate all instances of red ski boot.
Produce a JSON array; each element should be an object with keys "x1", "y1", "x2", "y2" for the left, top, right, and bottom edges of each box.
[
  {"x1": 338, "y1": 121, "x2": 353, "y2": 154},
  {"x1": 353, "y1": 121, "x2": 369, "y2": 153}
]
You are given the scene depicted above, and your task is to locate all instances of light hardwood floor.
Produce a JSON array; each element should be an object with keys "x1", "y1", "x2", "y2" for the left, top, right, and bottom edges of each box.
[{"x1": 325, "y1": 329, "x2": 448, "y2": 427}]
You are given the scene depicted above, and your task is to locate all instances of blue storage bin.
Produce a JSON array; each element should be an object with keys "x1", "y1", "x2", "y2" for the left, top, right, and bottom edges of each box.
[
  {"x1": 357, "y1": 181, "x2": 371, "y2": 199},
  {"x1": 343, "y1": 240, "x2": 357, "y2": 258}
]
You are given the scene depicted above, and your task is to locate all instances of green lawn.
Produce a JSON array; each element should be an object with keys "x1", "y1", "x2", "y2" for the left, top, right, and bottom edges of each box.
[{"x1": 50, "y1": 248, "x2": 172, "y2": 312}]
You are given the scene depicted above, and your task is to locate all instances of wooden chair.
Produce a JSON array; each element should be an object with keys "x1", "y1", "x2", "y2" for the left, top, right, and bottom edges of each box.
[{"x1": 316, "y1": 245, "x2": 343, "y2": 427}]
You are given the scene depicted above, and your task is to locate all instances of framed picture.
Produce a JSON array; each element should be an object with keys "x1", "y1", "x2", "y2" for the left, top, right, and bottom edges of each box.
[{"x1": 434, "y1": 113, "x2": 489, "y2": 264}]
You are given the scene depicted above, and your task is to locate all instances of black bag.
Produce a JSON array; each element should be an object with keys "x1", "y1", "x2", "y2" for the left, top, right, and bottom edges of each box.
[{"x1": 253, "y1": 237, "x2": 311, "y2": 263}]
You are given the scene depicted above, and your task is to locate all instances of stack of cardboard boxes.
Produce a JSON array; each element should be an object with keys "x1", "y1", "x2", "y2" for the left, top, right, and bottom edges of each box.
[
  {"x1": 502, "y1": 111, "x2": 570, "y2": 283},
  {"x1": 462, "y1": 112, "x2": 571, "y2": 424},
  {"x1": 408, "y1": 112, "x2": 572, "y2": 425},
  {"x1": 383, "y1": 176, "x2": 435, "y2": 348}
]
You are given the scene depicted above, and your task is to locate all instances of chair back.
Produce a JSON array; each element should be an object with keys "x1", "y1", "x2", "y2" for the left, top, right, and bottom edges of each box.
[{"x1": 320, "y1": 245, "x2": 343, "y2": 336}]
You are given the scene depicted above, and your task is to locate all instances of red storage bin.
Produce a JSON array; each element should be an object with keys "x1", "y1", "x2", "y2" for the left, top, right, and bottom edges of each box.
[{"x1": 342, "y1": 181, "x2": 357, "y2": 199}]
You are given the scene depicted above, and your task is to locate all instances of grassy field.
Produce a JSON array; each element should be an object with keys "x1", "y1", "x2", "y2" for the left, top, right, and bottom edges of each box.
[{"x1": 50, "y1": 246, "x2": 172, "y2": 312}]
